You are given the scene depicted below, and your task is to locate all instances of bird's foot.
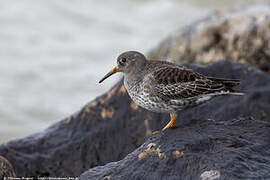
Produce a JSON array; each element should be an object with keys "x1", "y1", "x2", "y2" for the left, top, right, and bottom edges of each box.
[
  {"x1": 162, "y1": 113, "x2": 177, "y2": 131},
  {"x1": 162, "y1": 122, "x2": 175, "y2": 131}
]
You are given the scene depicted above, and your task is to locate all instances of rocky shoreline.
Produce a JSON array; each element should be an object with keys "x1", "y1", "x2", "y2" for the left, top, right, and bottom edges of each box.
[{"x1": 1, "y1": 3, "x2": 270, "y2": 180}]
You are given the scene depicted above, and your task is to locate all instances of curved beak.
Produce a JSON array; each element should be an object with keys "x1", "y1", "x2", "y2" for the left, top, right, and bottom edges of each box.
[{"x1": 99, "y1": 66, "x2": 119, "y2": 83}]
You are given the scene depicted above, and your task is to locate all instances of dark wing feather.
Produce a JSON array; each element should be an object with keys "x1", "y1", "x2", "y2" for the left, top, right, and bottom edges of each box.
[
  {"x1": 152, "y1": 66, "x2": 201, "y2": 85},
  {"x1": 149, "y1": 66, "x2": 228, "y2": 100},
  {"x1": 207, "y1": 77, "x2": 240, "y2": 88}
]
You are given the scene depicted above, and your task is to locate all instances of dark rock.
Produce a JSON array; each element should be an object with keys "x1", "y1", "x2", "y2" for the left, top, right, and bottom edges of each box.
[
  {"x1": 0, "y1": 80, "x2": 155, "y2": 177},
  {"x1": 80, "y1": 61, "x2": 270, "y2": 180},
  {"x1": 2, "y1": 60, "x2": 269, "y2": 178},
  {"x1": 149, "y1": 3, "x2": 270, "y2": 74},
  {"x1": 0, "y1": 156, "x2": 16, "y2": 179}
]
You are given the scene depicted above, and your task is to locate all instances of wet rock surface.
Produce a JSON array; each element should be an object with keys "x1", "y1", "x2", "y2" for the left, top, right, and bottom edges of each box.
[
  {"x1": 0, "y1": 155, "x2": 16, "y2": 179},
  {"x1": 149, "y1": 3, "x2": 270, "y2": 74},
  {"x1": 80, "y1": 61, "x2": 270, "y2": 180}
]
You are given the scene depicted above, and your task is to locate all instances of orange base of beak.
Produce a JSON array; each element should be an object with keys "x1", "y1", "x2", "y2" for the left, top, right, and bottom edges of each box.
[{"x1": 99, "y1": 66, "x2": 119, "y2": 83}]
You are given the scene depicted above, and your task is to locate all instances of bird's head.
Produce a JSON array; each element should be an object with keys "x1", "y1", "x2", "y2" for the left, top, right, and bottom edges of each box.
[{"x1": 99, "y1": 51, "x2": 147, "y2": 83}]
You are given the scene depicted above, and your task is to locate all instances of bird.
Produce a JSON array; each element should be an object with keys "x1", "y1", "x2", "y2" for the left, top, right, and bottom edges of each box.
[{"x1": 99, "y1": 51, "x2": 244, "y2": 131}]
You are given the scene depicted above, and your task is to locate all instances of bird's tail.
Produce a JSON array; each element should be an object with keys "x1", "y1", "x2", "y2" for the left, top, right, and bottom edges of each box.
[
  {"x1": 207, "y1": 77, "x2": 240, "y2": 88},
  {"x1": 208, "y1": 77, "x2": 245, "y2": 95},
  {"x1": 228, "y1": 89, "x2": 245, "y2": 96}
]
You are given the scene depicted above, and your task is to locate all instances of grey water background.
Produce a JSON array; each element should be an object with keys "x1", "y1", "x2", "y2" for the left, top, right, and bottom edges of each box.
[{"x1": 0, "y1": 0, "x2": 257, "y2": 143}]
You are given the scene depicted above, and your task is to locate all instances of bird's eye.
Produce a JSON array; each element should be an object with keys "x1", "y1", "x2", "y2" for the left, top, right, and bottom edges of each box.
[
  {"x1": 119, "y1": 57, "x2": 126, "y2": 66},
  {"x1": 121, "y1": 58, "x2": 126, "y2": 63}
]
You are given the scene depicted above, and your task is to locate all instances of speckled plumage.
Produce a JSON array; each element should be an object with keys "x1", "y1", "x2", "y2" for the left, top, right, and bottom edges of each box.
[
  {"x1": 121, "y1": 52, "x2": 242, "y2": 114},
  {"x1": 99, "y1": 51, "x2": 243, "y2": 130}
]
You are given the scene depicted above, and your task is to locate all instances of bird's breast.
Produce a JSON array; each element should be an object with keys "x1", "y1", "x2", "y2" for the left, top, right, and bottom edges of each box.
[
  {"x1": 124, "y1": 79, "x2": 150, "y2": 107},
  {"x1": 124, "y1": 78, "x2": 176, "y2": 113}
]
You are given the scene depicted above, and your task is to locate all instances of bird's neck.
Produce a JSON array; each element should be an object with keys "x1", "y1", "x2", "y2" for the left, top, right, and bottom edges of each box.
[{"x1": 124, "y1": 70, "x2": 145, "y2": 90}]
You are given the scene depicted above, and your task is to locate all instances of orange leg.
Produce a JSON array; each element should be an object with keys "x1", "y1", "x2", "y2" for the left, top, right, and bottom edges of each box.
[{"x1": 162, "y1": 113, "x2": 177, "y2": 131}]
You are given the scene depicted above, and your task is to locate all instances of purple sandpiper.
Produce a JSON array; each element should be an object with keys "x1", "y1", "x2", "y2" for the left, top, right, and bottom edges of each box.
[{"x1": 99, "y1": 51, "x2": 244, "y2": 131}]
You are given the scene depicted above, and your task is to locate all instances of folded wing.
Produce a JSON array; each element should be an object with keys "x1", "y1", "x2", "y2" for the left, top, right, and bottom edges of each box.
[{"x1": 147, "y1": 65, "x2": 231, "y2": 100}]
